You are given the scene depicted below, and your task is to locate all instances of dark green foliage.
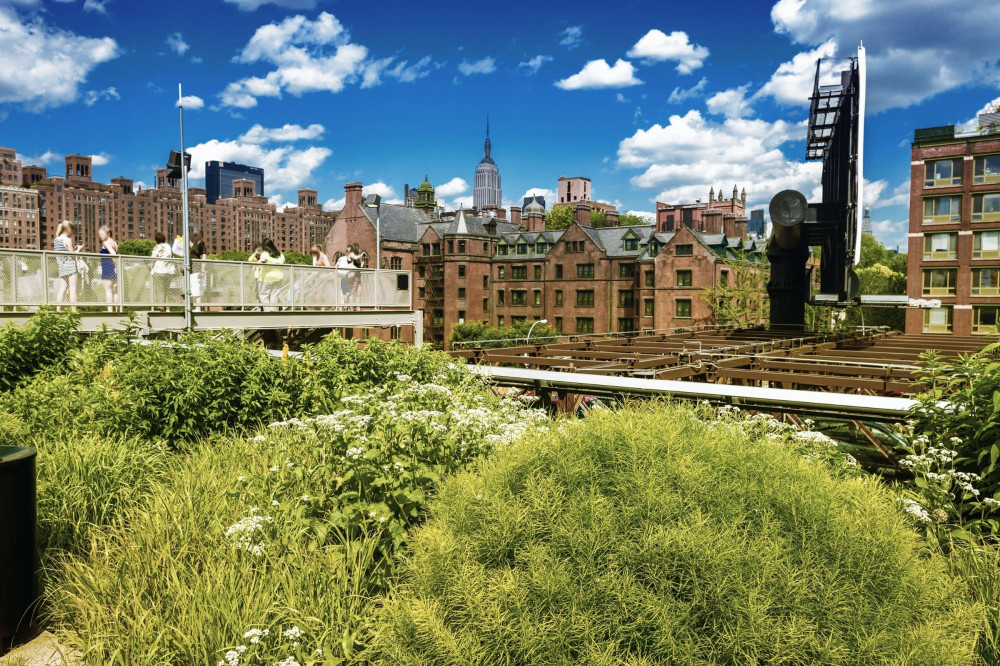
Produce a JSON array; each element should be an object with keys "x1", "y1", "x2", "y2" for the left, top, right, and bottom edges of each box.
[
  {"x1": 844, "y1": 233, "x2": 907, "y2": 330},
  {"x1": 376, "y1": 402, "x2": 981, "y2": 665},
  {"x1": 117, "y1": 239, "x2": 155, "y2": 256},
  {"x1": 0, "y1": 310, "x2": 81, "y2": 392},
  {"x1": 448, "y1": 320, "x2": 559, "y2": 350},
  {"x1": 210, "y1": 250, "x2": 253, "y2": 262},
  {"x1": 544, "y1": 205, "x2": 573, "y2": 230},
  {"x1": 282, "y1": 250, "x2": 311, "y2": 265}
]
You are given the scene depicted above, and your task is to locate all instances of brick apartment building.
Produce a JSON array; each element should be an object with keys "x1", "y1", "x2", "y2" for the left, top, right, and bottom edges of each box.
[
  {"x1": 0, "y1": 148, "x2": 333, "y2": 255},
  {"x1": 321, "y1": 181, "x2": 758, "y2": 346},
  {"x1": 906, "y1": 117, "x2": 1000, "y2": 335},
  {"x1": 1, "y1": 147, "x2": 23, "y2": 187}
]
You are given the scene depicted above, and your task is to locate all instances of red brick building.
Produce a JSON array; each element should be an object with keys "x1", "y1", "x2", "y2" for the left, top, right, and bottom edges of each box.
[
  {"x1": 8, "y1": 152, "x2": 333, "y2": 256},
  {"x1": 906, "y1": 120, "x2": 1000, "y2": 335},
  {"x1": 656, "y1": 185, "x2": 746, "y2": 233}
]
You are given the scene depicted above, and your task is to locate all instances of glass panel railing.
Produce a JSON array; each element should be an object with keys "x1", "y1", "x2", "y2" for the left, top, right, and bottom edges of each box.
[{"x1": 0, "y1": 249, "x2": 411, "y2": 311}]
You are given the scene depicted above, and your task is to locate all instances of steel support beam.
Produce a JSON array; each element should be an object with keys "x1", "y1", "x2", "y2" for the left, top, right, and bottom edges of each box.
[{"x1": 468, "y1": 365, "x2": 917, "y2": 421}]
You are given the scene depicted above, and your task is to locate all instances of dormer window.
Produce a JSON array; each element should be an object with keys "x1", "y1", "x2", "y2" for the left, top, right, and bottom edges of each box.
[
  {"x1": 536, "y1": 241, "x2": 548, "y2": 254},
  {"x1": 497, "y1": 243, "x2": 509, "y2": 256},
  {"x1": 624, "y1": 236, "x2": 638, "y2": 251},
  {"x1": 517, "y1": 242, "x2": 528, "y2": 255}
]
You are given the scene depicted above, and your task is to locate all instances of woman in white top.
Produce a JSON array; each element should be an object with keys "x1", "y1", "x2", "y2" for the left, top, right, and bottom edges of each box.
[
  {"x1": 150, "y1": 231, "x2": 176, "y2": 310},
  {"x1": 53, "y1": 221, "x2": 84, "y2": 311},
  {"x1": 309, "y1": 244, "x2": 331, "y2": 306}
]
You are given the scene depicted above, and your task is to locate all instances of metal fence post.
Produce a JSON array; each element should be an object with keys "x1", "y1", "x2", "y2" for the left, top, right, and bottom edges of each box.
[{"x1": 41, "y1": 251, "x2": 48, "y2": 308}]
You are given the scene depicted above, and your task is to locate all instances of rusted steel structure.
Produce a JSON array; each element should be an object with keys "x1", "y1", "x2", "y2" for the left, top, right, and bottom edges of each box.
[{"x1": 452, "y1": 327, "x2": 986, "y2": 397}]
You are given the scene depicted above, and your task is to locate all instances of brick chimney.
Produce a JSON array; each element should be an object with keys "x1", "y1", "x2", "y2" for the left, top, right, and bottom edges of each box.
[
  {"x1": 574, "y1": 202, "x2": 591, "y2": 227},
  {"x1": 345, "y1": 182, "x2": 363, "y2": 209},
  {"x1": 605, "y1": 210, "x2": 619, "y2": 227},
  {"x1": 723, "y1": 214, "x2": 747, "y2": 239},
  {"x1": 509, "y1": 206, "x2": 521, "y2": 227},
  {"x1": 703, "y1": 210, "x2": 724, "y2": 235}
]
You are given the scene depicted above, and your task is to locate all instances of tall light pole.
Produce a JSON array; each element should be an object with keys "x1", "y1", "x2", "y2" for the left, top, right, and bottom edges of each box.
[
  {"x1": 177, "y1": 84, "x2": 192, "y2": 331},
  {"x1": 526, "y1": 318, "x2": 548, "y2": 343},
  {"x1": 363, "y1": 193, "x2": 382, "y2": 308},
  {"x1": 363, "y1": 193, "x2": 381, "y2": 269}
]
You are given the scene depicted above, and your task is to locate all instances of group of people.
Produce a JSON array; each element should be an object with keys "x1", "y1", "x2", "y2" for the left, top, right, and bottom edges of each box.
[
  {"x1": 310, "y1": 243, "x2": 365, "y2": 307},
  {"x1": 48, "y1": 223, "x2": 370, "y2": 311},
  {"x1": 53, "y1": 221, "x2": 118, "y2": 312}
]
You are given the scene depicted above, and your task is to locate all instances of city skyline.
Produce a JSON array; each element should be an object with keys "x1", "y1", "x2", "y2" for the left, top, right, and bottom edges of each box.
[{"x1": 2, "y1": 1, "x2": 1000, "y2": 252}]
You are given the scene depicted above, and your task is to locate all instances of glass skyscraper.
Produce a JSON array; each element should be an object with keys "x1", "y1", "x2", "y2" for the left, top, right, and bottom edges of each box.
[{"x1": 205, "y1": 161, "x2": 264, "y2": 204}]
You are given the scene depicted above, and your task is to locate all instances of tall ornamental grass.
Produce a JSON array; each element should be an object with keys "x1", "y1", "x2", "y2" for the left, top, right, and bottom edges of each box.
[
  {"x1": 45, "y1": 376, "x2": 545, "y2": 665},
  {"x1": 374, "y1": 402, "x2": 983, "y2": 665}
]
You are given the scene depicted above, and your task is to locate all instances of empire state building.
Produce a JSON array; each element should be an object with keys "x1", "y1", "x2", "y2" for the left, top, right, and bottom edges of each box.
[{"x1": 473, "y1": 118, "x2": 501, "y2": 210}]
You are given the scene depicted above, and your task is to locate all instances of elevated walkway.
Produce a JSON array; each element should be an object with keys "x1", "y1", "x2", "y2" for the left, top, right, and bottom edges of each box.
[{"x1": 0, "y1": 249, "x2": 421, "y2": 343}]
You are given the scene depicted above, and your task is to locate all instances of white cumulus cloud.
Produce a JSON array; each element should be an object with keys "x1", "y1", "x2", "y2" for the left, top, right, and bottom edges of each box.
[
  {"x1": 627, "y1": 29, "x2": 709, "y2": 74},
  {"x1": 518, "y1": 54, "x2": 552, "y2": 75},
  {"x1": 89, "y1": 153, "x2": 110, "y2": 166},
  {"x1": 83, "y1": 86, "x2": 119, "y2": 106},
  {"x1": 220, "y1": 12, "x2": 369, "y2": 108},
  {"x1": 239, "y1": 123, "x2": 325, "y2": 143},
  {"x1": 757, "y1": 39, "x2": 838, "y2": 107},
  {"x1": 769, "y1": 0, "x2": 1000, "y2": 112},
  {"x1": 458, "y1": 56, "x2": 496, "y2": 76},
  {"x1": 83, "y1": 0, "x2": 107, "y2": 14},
  {"x1": 435, "y1": 177, "x2": 469, "y2": 198},
  {"x1": 706, "y1": 84, "x2": 754, "y2": 119},
  {"x1": 165, "y1": 32, "x2": 189, "y2": 56},
  {"x1": 0, "y1": 6, "x2": 120, "y2": 111},
  {"x1": 559, "y1": 26, "x2": 582, "y2": 50},
  {"x1": 555, "y1": 59, "x2": 642, "y2": 90},
  {"x1": 177, "y1": 94, "x2": 204, "y2": 109},
  {"x1": 186, "y1": 133, "x2": 331, "y2": 192},
  {"x1": 223, "y1": 0, "x2": 316, "y2": 10},
  {"x1": 617, "y1": 109, "x2": 821, "y2": 208},
  {"x1": 668, "y1": 76, "x2": 707, "y2": 103}
]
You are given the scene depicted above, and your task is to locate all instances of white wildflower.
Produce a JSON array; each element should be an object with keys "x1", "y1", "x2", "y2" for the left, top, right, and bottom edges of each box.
[
  {"x1": 282, "y1": 626, "x2": 302, "y2": 640},
  {"x1": 898, "y1": 498, "x2": 932, "y2": 523}
]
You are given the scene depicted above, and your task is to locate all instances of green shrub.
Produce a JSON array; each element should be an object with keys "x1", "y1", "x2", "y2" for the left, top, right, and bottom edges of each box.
[
  {"x1": 117, "y1": 239, "x2": 154, "y2": 256},
  {"x1": 0, "y1": 310, "x2": 80, "y2": 392},
  {"x1": 375, "y1": 402, "x2": 982, "y2": 665}
]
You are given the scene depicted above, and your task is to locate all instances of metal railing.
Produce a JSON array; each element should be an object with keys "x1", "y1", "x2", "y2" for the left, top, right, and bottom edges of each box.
[{"x1": 0, "y1": 248, "x2": 411, "y2": 311}]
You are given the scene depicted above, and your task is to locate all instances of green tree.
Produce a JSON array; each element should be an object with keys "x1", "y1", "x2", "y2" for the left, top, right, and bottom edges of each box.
[
  {"x1": 448, "y1": 320, "x2": 559, "y2": 350},
  {"x1": 699, "y1": 249, "x2": 768, "y2": 326},
  {"x1": 544, "y1": 205, "x2": 574, "y2": 230},
  {"x1": 843, "y1": 233, "x2": 907, "y2": 330},
  {"x1": 589, "y1": 210, "x2": 606, "y2": 227},
  {"x1": 118, "y1": 239, "x2": 155, "y2": 256},
  {"x1": 282, "y1": 251, "x2": 311, "y2": 265},
  {"x1": 618, "y1": 212, "x2": 649, "y2": 226}
]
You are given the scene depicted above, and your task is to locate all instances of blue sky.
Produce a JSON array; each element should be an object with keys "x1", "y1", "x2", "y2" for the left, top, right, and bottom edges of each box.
[{"x1": 2, "y1": 0, "x2": 1000, "y2": 250}]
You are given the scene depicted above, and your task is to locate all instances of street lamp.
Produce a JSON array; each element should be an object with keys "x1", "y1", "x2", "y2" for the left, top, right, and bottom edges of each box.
[
  {"x1": 363, "y1": 193, "x2": 381, "y2": 270},
  {"x1": 526, "y1": 318, "x2": 548, "y2": 343},
  {"x1": 169, "y1": 86, "x2": 193, "y2": 330},
  {"x1": 363, "y1": 193, "x2": 381, "y2": 309}
]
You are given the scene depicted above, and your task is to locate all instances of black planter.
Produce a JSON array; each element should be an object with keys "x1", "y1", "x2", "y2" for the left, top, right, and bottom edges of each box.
[{"x1": 0, "y1": 446, "x2": 37, "y2": 645}]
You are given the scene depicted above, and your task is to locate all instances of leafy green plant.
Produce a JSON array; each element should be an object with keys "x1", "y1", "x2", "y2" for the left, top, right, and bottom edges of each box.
[
  {"x1": 374, "y1": 401, "x2": 982, "y2": 665},
  {"x1": 0, "y1": 309, "x2": 81, "y2": 392},
  {"x1": 905, "y1": 346, "x2": 1000, "y2": 545}
]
